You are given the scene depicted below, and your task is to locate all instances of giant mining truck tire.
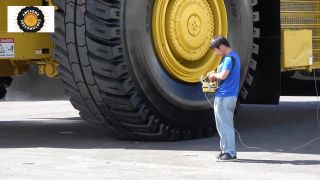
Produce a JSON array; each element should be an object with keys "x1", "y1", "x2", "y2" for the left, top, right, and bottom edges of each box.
[
  {"x1": 52, "y1": 0, "x2": 254, "y2": 140},
  {"x1": 0, "y1": 77, "x2": 12, "y2": 100}
]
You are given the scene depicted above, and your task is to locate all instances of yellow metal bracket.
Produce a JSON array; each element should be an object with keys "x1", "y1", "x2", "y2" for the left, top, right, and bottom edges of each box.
[{"x1": 37, "y1": 60, "x2": 59, "y2": 78}]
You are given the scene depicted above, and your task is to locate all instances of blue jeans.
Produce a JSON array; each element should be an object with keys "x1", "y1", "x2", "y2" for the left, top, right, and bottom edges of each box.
[{"x1": 214, "y1": 96, "x2": 237, "y2": 157}]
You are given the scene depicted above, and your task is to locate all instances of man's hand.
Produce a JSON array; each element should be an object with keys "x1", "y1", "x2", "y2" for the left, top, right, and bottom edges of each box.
[
  {"x1": 208, "y1": 73, "x2": 216, "y2": 82},
  {"x1": 207, "y1": 71, "x2": 215, "y2": 82},
  {"x1": 207, "y1": 71, "x2": 215, "y2": 77},
  {"x1": 207, "y1": 70, "x2": 230, "y2": 82}
]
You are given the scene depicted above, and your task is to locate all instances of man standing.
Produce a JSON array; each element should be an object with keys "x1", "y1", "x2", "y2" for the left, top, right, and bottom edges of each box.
[{"x1": 207, "y1": 35, "x2": 240, "y2": 161}]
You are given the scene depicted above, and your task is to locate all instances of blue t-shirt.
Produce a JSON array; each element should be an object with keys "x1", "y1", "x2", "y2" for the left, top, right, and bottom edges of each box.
[{"x1": 215, "y1": 51, "x2": 240, "y2": 97}]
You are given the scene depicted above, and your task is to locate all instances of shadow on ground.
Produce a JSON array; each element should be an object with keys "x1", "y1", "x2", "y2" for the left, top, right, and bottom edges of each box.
[
  {"x1": 0, "y1": 101, "x2": 319, "y2": 157},
  {"x1": 236, "y1": 159, "x2": 320, "y2": 165}
]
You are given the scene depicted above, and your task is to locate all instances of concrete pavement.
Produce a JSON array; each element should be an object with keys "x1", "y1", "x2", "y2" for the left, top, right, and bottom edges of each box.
[{"x1": 0, "y1": 97, "x2": 319, "y2": 180}]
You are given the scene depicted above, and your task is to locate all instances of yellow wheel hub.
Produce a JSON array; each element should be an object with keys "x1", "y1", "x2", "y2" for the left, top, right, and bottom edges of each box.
[
  {"x1": 24, "y1": 13, "x2": 38, "y2": 27},
  {"x1": 153, "y1": 0, "x2": 228, "y2": 83}
]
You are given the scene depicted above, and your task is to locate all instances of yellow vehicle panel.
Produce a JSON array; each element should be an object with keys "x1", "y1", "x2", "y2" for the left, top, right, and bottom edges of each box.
[
  {"x1": 281, "y1": 30, "x2": 313, "y2": 70},
  {"x1": 0, "y1": 0, "x2": 53, "y2": 60}
]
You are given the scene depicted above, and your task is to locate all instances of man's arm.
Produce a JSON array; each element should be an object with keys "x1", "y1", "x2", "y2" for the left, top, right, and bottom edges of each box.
[
  {"x1": 208, "y1": 70, "x2": 229, "y2": 81},
  {"x1": 208, "y1": 57, "x2": 233, "y2": 81}
]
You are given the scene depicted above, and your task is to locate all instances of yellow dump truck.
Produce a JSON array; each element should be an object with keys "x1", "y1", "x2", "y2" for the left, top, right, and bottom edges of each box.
[{"x1": 0, "y1": 0, "x2": 319, "y2": 140}]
